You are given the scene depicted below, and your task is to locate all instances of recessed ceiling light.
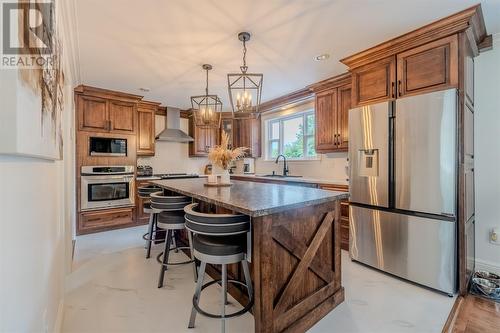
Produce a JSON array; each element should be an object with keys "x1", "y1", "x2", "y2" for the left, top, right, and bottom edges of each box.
[
  {"x1": 314, "y1": 53, "x2": 330, "y2": 61},
  {"x1": 139, "y1": 87, "x2": 150, "y2": 92}
]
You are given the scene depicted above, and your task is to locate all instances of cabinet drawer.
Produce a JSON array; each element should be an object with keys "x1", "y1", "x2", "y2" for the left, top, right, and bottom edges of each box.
[{"x1": 80, "y1": 208, "x2": 134, "y2": 230}]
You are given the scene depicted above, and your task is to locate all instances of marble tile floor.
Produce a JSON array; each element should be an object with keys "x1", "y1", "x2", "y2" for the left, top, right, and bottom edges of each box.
[{"x1": 63, "y1": 226, "x2": 455, "y2": 333}]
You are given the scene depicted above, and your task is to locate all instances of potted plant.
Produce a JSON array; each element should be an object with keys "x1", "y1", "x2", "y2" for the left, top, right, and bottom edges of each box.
[{"x1": 208, "y1": 131, "x2": 247, "y2": 185}]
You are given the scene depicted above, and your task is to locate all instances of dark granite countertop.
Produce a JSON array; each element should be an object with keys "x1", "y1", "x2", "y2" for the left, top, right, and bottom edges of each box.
[{"x1": 151, "y1": 178, "x2": 348, "y2": 217}]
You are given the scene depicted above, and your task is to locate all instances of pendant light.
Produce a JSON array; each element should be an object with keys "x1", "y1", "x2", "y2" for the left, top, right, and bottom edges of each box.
[
  {"x1": 227, "y1": 32, "x2": 263, "y2": 118},
  {"x1": 191, "y1": 64, "x2": 222, "y2": 128}
]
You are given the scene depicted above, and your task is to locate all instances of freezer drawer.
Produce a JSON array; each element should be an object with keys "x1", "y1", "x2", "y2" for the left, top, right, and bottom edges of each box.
[
  {"x1": 349, "y1": 102, "x2": 390, "y2": 207},
  {"x1": 394, "y1": 89, "x2": 457, "y2": 216},
  {"x1": 350, "y1": 205, "x2": 456, "y2": 294}
]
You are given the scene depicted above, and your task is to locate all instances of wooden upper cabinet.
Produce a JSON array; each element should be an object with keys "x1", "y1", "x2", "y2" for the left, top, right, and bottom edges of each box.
[
  {"x1": 337, "y1": 85, "x2": 351, "y2": 151},
  {"x1": 397, "y1": 35, "x2": 458, "y2": 97},
  {"x1": 234, "y1": 118, "x2": 261, "y2": 158},
  {"x1": 79, "y1": 95, "x2": 109, "y2": 131},
  {"x1": 75, "y1": 85, "x2": 141, "y2": 134},
  {"x1": 315, "y1": 89, "x2": 337, "y2": 152},
  {"x1": 189, "y1": 118, "x2": 219, "y2": 157},
  {"x1": 137, "y1": 102, "x2": 158, "y2": 156},
  {"x1": 109, "y1": 101, "x2": 136, "y2": 133},
  {"x1": 352, "y1": 56, "x2": 396, "y2": 107}
]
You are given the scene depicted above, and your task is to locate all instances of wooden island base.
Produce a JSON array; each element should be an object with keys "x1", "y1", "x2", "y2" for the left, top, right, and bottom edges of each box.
[{"x1": 180, "y1": 200, "x2": 344, "y2": 333}]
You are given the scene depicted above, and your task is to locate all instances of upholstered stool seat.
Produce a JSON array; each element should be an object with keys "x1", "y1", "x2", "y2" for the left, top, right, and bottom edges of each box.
[{"x1": 193, "y1": 234, "x2": 246, "y2": 257}]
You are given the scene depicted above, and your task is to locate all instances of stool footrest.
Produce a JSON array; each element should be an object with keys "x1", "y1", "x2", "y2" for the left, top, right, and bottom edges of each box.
[
  {"x1": 142, "y1": 231, "x2": 166, "y2": 242},
  {"x1": 193, "y1": 279, "x2": 254, "y2": 319},
  {"x1": 156, "y1": 248, "x2": 195, "y2": 266}
]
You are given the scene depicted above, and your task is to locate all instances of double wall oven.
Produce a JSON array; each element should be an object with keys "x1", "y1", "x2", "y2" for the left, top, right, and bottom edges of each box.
[{"x1": 81, "y1": 166, "x2": 135, "y2": 211}]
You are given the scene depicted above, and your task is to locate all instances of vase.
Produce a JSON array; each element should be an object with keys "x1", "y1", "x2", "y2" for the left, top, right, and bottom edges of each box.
[{"x1": 212, "y1": 165, "x2": 230, "y2": 185}]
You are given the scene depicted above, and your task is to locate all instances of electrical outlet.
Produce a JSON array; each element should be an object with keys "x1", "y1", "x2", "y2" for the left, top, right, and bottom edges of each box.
[{"x1": 490, "y1": 228, "x2": 500, "y2": 245}]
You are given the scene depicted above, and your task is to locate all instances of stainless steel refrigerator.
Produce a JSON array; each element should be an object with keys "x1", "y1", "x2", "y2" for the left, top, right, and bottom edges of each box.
[{"x1": 348, "y1": 88, "x2": 457, "y2": 295}]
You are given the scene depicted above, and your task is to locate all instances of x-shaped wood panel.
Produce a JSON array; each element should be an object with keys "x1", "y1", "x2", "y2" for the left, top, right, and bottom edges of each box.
[{"x1": 271, "y1": 211, "x2": 334, "y2": 315}]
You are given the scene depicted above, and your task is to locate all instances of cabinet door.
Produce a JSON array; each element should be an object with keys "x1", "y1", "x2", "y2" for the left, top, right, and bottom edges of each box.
[
  {"x1": 189, "y1": 119, "x2": 209, "y2": 157},
  {"x1": 397, "y1": 35, "x2": 458, "y2": 97},
  {"x1": 234, "y1": 118, "x2": 261, "y2": 158},
  {"x1": 78, "y1": 95, "x2": 109, "y2": 131},
  {"x1": 352, "y1": 56, "x2": 396, "y2": 107},
  {"x1": 315, "y1": 89, "x2": 337, "y2": 152},
  {"x1": 221, "y1": 118, "x2": 234, "y2": 148},
  {"x1": 206, "y1": 127, "x2": 219, "y2": 151},
  {"x1": 337, "y1": 85, "x2": 351, "y2": 151},
  {"x1": 109, "y1": 101, "x2": 136, "y2": 133},
  {"x1": 137, "y1": 107, "x2": 155, "y2": 156}
]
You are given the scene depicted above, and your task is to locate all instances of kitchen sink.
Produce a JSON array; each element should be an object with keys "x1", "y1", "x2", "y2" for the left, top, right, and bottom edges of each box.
[{"x1": 261, "y1": 174, "x2": 303, "y2": 178}]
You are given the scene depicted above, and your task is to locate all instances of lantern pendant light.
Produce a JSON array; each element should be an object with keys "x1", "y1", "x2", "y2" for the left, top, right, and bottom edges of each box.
[
  {"x1": 191, "y1": 64, "x2": 222, "y2": 129},
  {"x1": 227, "y1": 32, "x2": 263, "y2": 118}
]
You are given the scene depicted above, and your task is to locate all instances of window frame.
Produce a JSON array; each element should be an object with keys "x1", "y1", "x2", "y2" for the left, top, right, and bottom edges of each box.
[{"x1": 265, "y1": 110, "x2": 317, "y2": 161}]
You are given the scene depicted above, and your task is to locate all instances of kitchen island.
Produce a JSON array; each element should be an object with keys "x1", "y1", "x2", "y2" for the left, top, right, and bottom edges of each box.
[{"x1": 152, "y1": 178, "x2": 348, "y2": 333}]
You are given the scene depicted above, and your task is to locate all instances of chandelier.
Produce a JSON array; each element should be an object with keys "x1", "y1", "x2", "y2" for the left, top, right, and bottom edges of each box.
[
  {"x1": 191, "y1": 64, "x2": 222, "y2": 128},
  {"x1": 227, "y1": 32, "x2": 263, "y2": 118}
]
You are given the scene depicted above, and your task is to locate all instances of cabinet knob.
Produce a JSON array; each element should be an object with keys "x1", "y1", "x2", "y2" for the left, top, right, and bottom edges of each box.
[
  {"x1": 398, "y1": 80, "x2": 402, "y2": 97},
  {"x1": 391, "y1": 82, "x2": 395, "y2": 98}
]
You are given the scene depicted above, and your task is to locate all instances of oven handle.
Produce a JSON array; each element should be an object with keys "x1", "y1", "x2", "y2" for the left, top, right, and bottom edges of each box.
[
  {"x1": 81, "y1": 175, "x2": 134, "y2": 182},
  {"x1": 81, "y1": 172, "x2": 134, "y2": 176}
]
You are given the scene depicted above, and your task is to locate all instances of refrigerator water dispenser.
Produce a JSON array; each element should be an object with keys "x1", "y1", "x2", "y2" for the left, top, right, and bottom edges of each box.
[{"x1": 358, "y1": 149, "x2": 379, "y2": 177}]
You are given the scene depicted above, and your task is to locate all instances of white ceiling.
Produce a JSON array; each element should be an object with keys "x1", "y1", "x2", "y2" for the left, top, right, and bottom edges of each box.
[{"x1": 75, "y1": 0, "x2": 500, "y2": 110}]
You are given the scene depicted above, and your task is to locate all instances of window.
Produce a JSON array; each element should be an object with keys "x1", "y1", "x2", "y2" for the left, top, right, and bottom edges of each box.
[{"x1": 266, "y1": 111, "x2": 316, "y2": 160}]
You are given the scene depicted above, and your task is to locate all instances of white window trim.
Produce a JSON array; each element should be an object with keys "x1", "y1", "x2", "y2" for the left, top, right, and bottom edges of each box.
[{"x1": 263, "y1": 110, "x2": 319, "y2": 162}]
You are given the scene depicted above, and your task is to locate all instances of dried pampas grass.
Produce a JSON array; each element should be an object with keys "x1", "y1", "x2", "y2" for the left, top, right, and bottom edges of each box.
[{"x1": 208, "y1": 131, "x2": 248, "y2": 169}]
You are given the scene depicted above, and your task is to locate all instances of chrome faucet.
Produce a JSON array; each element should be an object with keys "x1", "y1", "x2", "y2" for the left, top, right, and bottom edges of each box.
[{"x1": 275, "y1": 154, "x2": 289, "y2": 176}]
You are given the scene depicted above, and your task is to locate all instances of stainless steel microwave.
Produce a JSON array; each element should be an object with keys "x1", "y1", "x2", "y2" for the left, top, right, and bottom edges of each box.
[{"x1": 89, "y1": 137, "x2": 127, "y2": 156}]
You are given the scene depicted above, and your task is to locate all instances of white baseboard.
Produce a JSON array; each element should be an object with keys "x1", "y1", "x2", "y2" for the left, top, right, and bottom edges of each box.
[
  {"x1": 475, "y1": 258, "x2": 500, "y2": 275},
  {"x1": 54, "y1": 300, "x2": 65, "y2": 333}
]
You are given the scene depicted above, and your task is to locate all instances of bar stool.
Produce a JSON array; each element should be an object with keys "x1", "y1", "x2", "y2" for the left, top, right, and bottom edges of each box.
[
  {"x1": 138, "y1": 185, "x2": 164, "y2": 259},
  {"x1": 150, "y1": 192, "x2": 197, "y2": 288},
  {"x1": 184, "y1": 203, "x2": 253, "y2": 333}
]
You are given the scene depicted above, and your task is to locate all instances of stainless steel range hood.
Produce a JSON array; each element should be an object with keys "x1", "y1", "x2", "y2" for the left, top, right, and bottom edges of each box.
[{"x1": 155, "y1": 107, "x2": 193, "y2": 142}]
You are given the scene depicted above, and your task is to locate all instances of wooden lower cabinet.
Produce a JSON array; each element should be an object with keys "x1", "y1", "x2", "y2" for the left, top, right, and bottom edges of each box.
[
  {"x1": 319, "y1": 184, "x2": 349, "y2": 251},
  {"x1": 135, "y1": 180, "x2": 153, "y2": 225},
  {"x1": 78, "y1": 207, "x2": 135, "y2": 234}
]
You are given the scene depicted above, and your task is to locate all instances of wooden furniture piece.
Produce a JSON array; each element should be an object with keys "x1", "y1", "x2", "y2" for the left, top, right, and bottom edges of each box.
[
  {"x1": 319, "y1": 184, "x2": 350, "y2": 251},
  {"x1": 309, "y1": 73, "x2": 351, "y2": 153},
  {"x1": 75, "y1": 85, "x2": 141, "y2": 134},
  {"x1": 442, "y1": 294, "x2": 500, "y2": 333},
  {"x1": 188, "y1": 116, "x2": 219, "y2": 157},
  {"x1": 137, "y1": 101, "x2": 160, "y2": 156},
  {"x1": 233, "y1": 116, "x2": 261, "y2": 158},
  {"x1": 231, "y1": 176, "x2": 350, "y2": 251},
  {"x1": 152, "y1": 178, "x2": 348, "y2": 333},
  {"x1": 340, "y1": 4, "x2": 489, "y2": 296},
  {"x1": 75, "y1": 85, "x2": 143, "y2": 235}
]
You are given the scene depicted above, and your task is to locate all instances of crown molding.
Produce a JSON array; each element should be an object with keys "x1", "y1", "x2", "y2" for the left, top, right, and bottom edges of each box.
[
  {"x1": 340, "y1": 4, "x2": 488, "y2": 69},
  {"x1": 59, "y1": 0, "x2": 81, "y2": 85}
]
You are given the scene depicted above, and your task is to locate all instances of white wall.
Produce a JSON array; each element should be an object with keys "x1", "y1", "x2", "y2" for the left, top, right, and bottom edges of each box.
[
  {"x1": 255, "y1": 101, "x2": 349, "y2": 183},
  {"x1": 474, "y1": 33, "x2": 500, "y2": 273},
  {"x1": 0, "y1": 1, "x2": 79, "y2": 332},
  {"x1": 137, "y1": 117, "x2": 208, "y2": 174}
]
